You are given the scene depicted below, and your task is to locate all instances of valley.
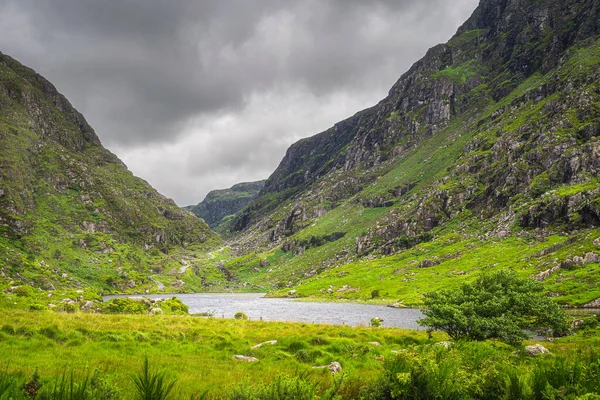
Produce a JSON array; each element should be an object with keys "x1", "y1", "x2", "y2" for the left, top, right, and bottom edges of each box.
[{"x1": 2, "y1": 0, "x2": 600, "y2": 398}]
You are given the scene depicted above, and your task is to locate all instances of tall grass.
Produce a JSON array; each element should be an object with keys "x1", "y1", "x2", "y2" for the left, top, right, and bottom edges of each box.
[
  {"x1": 130, "y1": 357, "x2": 176, "y2": 400},
  {"x1": 43, "y1": 370, "x2": 89, "y2": 400}
]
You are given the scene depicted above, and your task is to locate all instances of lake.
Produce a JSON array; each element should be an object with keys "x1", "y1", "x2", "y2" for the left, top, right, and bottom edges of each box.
[{"x1": 103, "y1": 292, "x2": 425, "y2": 329}]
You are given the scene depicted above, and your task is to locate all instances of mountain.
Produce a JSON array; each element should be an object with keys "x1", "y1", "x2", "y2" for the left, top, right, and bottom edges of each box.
[
  {"x1": 184, "y1": 180, "x2": 265, "y2": 231},
  {"x1": 0, "y1": 52, "x2": 220, "y2": 300},
  {"x1": 211, "y1": 0, "x2": 600, "y2": 306}
]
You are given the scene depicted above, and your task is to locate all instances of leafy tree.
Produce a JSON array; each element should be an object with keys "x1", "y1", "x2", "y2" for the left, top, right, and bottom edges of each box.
[{"x1": 417, "y1": 270, "x2": 570, "y2": 345}]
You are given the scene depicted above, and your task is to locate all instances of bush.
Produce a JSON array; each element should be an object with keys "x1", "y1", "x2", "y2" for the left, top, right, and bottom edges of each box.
[
  {"x1": 418, "y1": 270, "x2": 570, "y2": 345},
  {"x1": 361, "y1": 344, "x2": 600, "y2": 400},
  {"x1": 371, "y1": 317, "x2": 383, "y2": 327},
  {"x1": 161, "y1": 297, "x2": 188, "y2": 315},
  {"x1": 29, "y1": 303, "x2": 47, "y2": 312},
  {"x1": 371, "y1": 289, "x2": 381, "y2": 299},
  {"x1": 102, "y1": 298, "x2": 149, "y2": 314},
  {"x1": 14, "y1": 286, "x2": 34, "y2": 297},
  {"x1": 234, "y1": 312, "x2": 249, "y2": 320},
  {"x1": 1, "y1": 325, "x2": 15, "y2": 335}
]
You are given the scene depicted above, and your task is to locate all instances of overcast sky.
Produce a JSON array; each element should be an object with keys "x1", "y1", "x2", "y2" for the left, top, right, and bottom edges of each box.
[{"x1": 0, "y1": 0, "x2": 479, "y2": 206}]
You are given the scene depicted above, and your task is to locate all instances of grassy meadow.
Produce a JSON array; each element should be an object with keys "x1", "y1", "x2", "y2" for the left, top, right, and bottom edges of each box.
[{"x1": 1, "y1": 309, "x2": 600, "y2": 399}]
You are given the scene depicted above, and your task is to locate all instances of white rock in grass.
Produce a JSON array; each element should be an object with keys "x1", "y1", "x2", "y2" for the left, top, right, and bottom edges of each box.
[
  {"x1": 525, "y1": 344, "x2": 551, "y2": 356},
  {"x1": 233, "y1": 355, "x2": 258, "y2": 362},
  {"x1": 251, "y1": 340, "x2": 277, "y2": 349},
  {"x1": 328, "y1": 362, "x2": 343, "y2": 374}
]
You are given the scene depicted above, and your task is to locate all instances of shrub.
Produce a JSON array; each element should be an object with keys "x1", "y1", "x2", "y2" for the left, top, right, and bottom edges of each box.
[
  {"x1": 418, "y1": 270, "x2": 570, "y2": 345},
  {"x1": 161, "y1": 297, "x2": 189, "y2": 315},
  {"x1": 29, "y1": 303, "x2": 46, "y2": 312},
  {"x1": 371, "y1": 289, "x2": 381, "y2": 299},
  {"x1": 371, "y1": 317, "x2": 383, "y2": 327},
  {"x1": 1, "y1": 325, "x2": 15, "y2": 335},
  {"x1": 14, "y1": 286, "x2": 34, "y2": 297},
  {"x1": 234, "y1": 312, "x2": 248, "y2": 320}
]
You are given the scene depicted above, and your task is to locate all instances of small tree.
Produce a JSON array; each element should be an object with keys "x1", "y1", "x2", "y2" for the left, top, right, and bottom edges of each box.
[{"x1": 417, "y1": 270, "x2": 570, "y2": 345}]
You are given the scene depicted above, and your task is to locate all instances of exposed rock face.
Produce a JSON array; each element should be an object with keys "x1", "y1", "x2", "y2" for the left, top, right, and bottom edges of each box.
[
  {"x1": 226, "y1": 0, "x2": 600, "y2": 263},
  {"x1": 185, "y1": 181, "x2": 265, "y2": 229}
]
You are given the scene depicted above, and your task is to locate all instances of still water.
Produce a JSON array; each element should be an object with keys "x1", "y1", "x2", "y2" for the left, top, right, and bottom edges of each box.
[{"x1": 103, "y1": 292, "x2": 425, "y2": 329}]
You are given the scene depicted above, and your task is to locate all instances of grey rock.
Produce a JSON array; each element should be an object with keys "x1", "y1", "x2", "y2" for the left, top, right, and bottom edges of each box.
[
  {"x1": 251, "y1": 340, "x2": 277, "y2": 349},
  {"x1": 525, "y1": 344, "x2": 550, "y2": 356},
  {"x1": 584, "y1": 298, "x2": 600, "y2": 308},
  {"x1": 172, "y1": 279, "x2": 185, "y2": 288},
  {"x1": 584, "y1": 252, "x2": 599, "y2": 264},
  {"x1": 327, "y1": 362, "x2": 343, "y2": 374},
  {"x1": 233, "y1": 355, "x2": 259, "y2": 362},
  {"x1": 417, "y1": 259, "x2": 438, "y2": 268},
  {"x1": 81, "y1": 300, "x2": 95, "y2": 311}
]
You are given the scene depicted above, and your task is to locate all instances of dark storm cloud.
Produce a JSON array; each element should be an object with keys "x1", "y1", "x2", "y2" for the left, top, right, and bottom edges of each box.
[{"x1": 0, "y1": 0, "x2": 479, "y2": 204}]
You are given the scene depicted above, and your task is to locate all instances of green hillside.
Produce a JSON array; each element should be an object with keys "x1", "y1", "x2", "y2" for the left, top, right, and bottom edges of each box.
[
  {"x1": 198, "y1": 0, "x2": 600, "y2": 307},
  {"x1": 0, "y1": 52, "x2": 221, "y2": 307}
]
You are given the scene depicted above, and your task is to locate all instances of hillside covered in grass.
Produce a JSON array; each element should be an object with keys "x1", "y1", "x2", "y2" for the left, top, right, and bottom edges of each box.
[
  {"x1": 188, "y1": 0, "x2": 600, "y2": 306},
  {"x1": 184, "y1": 180, "x2": 266, "y2": 232},
  {"x1": 0, "y1": 52, "x2": 221, "y2": 305}
]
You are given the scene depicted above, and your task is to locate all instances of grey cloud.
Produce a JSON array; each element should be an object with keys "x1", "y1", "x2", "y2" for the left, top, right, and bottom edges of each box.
[{"x1": 0, "y1": 0, "x2": 479, "y2": 203}]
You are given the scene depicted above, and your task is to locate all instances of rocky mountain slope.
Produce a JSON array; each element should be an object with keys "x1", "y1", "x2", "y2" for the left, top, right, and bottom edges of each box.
[
  {"x1": 0, "y1": 52, "x2": 220, "y2": 302},
  {"x1": 184, "y1": 180, "x2": 265, "y2": 231},
  {"x1": 205, "y1": 0, "x2": 600, "y2": 306}
]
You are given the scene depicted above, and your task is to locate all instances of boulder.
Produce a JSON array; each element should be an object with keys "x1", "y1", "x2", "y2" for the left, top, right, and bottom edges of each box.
[
  {"x1": 251, "y1": 340, "x2": 277, "y2": 349},
  {"x1": 387, "y1": 302, "x2": 405, "y2": 308},
  {"x1": 417, "y1": 259, "x2": 438, "y2": 268},
  {"x1": 150, "y1": 308, "x2": 163, "y2": 315},
  {"x1": 593, "y1": 238, "x2": 600, "y2": 247},
  {"x1": 584, "y1": 252, "x2": 600, "y2": 264},
  {"x1": 525, "y1": 344, "x2": 551, "y2": 356},
  {"x1": 126, "y1": 280, "x2": 136, "y2": 288},
  {"x1": 81, "y1": 301, "x2": 95, "y2": 311},
  {"x1": 368, "y1": 341, "x2": 381, "y2": 346},
  {"x1": 288, "y1": 290, "x2": 297, "y2": 296},
  {"x1": 312, "y1": 361, "x2": 343, "y2": 374},
  {"x1": 328, "y1": 361, "x2": 343, "y2": 374},
  {"x1": 233, "y1": 355, "x2": 258, "y2": 362},
  {"x1": 573, "y1": 256, "x2": 585, "y2": 266},
  {"x1": 172, "y1": 279, "x2": 185, "y2": 288},
  {"x1": 571, "y1": 319, "x2": 584, "y2": 329}
]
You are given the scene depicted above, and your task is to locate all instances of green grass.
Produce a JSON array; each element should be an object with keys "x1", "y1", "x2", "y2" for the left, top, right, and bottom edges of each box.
[
  {"x1": 0, "y1": 309, "x2": 599, "y2": 399},
  {"x1": 0, "y1": 310, "x2": 438, "y2": 398}
]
